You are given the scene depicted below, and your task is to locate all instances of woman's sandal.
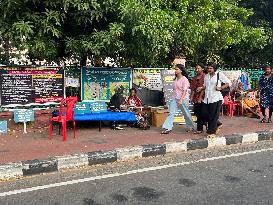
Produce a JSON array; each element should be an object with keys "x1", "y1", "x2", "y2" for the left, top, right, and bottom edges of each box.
[
  {"x1": 207, "y1": 134, "x2": 216, "y2": 139},
  {"x1": 186, "y1": 128, "x2": 194, "y2": 133},
  {"x1": 260, "y1": 118, "x2": 267, "y2": 123},
  {"x1": 162, "y1": 129, "x2": 172, "y2": 134},
  {"x1": 194, "y1": 131, "x2": 203, "y2": 134},
  {"x1": 268, "y1": 118, "x2": 272, "y2": 123},
  {"x1": 216, "y1": 124, "x2": 223, "y2": 135}
]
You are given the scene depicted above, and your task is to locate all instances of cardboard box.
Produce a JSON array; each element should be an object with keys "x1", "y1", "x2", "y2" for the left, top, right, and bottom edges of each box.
[
  {"x1": 152, "y1": 112, "x2": 169, "y2": 127},
  {"x1": 156, "y1": 108, "x2": 169, "y2": 114}
]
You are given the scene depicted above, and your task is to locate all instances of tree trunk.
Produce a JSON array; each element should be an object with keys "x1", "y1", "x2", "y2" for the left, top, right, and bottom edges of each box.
[
  {"x1": 80, "y1": 55, "x2": 87, "y2": 67},
  {"x1": 2, "y1": 38, "x2": 10, "y2": 64}
]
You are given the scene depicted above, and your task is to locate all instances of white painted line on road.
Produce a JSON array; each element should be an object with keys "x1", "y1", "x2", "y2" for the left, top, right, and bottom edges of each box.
[{"x1": 1, "y1": 147, "x2": 273, "y2": 197}]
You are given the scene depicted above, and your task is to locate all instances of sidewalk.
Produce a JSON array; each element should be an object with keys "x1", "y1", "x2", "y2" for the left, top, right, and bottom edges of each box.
[{"x1": 0, "y1": 116, "x2": 272, "y2": 164}]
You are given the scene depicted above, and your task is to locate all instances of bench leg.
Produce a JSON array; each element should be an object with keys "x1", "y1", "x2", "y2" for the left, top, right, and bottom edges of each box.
[{"x1": 99, "y1": 120, "x2": 102, "y2": 132}]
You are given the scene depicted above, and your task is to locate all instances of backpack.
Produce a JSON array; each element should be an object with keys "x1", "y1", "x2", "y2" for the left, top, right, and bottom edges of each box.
[{"x1": 216, "y1": 72, "x2": 230, "y2": 97}]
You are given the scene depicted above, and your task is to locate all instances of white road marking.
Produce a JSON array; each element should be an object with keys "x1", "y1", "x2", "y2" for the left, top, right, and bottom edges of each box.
[{"x1": 1, "y1": 148, "x2": 273, "y2": 197}]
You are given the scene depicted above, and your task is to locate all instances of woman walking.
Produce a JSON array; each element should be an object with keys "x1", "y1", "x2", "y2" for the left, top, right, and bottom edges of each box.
[
  {"x1": 162, "y1": 64, "x2": 195, "y2": 134},
  {"x1": 197, "y1": 63, "x2": 231, "y2": 138},
  {"x1": 190, "y1": 63, "x2": 206, "y2": 134},
  {"x1": 259, "y1": 66, "x2": 273, "y2": 123}
]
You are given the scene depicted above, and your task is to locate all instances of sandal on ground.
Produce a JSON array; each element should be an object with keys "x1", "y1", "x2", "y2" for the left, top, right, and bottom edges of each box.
[
  {"x1": 207, "y1": 134, "x2": 216, "y2": 139},
  {"x1": 194, "y1": 131, "x2": 203, "y2": 134},
  {"x1": 216, "y1": 124, "x2": 223, "y2": 134},
  {"x1": 186, "y1": 128, "x2": 195, "y2": 133},
  {"x1": 260, "y1": 117, "x2": 267, "y2": 123},
  {"x1": 162, "y1": 129, "x2": 172, "y2": 134},
  {"x1": 268, "y1": 118, "x2": 272, "y2": 123}
]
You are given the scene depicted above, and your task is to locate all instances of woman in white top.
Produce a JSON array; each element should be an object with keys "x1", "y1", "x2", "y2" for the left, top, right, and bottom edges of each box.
[{"x1": 197, "y1": 63, "x2": 231, "y2": 138}]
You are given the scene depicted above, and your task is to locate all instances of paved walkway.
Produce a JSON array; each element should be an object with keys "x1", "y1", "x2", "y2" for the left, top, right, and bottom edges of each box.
[{"x1": 0, "y1": 116, "x2": 272, "y2": 164}]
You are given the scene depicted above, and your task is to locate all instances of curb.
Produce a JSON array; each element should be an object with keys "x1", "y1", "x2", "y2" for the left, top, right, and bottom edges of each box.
[{"x1": 1, "y1": 130, "x2": 273, "y2": 180}]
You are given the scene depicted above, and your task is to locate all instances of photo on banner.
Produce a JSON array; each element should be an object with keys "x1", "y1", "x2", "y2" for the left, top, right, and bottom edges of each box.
[
  {"x1": 81, "y1": 67, "x2": 132, "y2": 101},
  {"x1": 133, "y1": 68, "x2": 165, "y2": 106},
  {"x1": 133, "y1": 68, "x2": 164, "y2": 91}
]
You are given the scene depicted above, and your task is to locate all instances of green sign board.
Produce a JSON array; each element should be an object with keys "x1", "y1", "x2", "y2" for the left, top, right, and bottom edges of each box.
[
  {"x1": 14, "y1": 109, "x2": 34, "y2": 123},
  {"x1": 0, "y1": 121, "x2": 7, "y2": 134},
  {"x1": 89, "y1": 101, "x2": 107, "y2": 113},
  {"x1": 81, "y1": 67, "x2": 132, "y2": 101},
  {"x1": 74, "y1": 102, "x2": 91, "y2": 115}
]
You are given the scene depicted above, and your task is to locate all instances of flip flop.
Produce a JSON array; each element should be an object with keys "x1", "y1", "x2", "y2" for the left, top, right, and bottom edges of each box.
[
  {"x1": 194, "y1": 131, "x2": 203, "y2": 134},
  {"x1": 162, "y1": 129, "x2": 172, "y2": 134},
  {"x1": 260, "y1": 118, "x2": 267, "y2": 123},
  {"x1": 207, "y1": 134, "x2": 216, "y2": 139},
  {"x1": 216, "y1": 124, "x2": 223, "y2": 134},
  {"x1": 186, "y1": 128, "x2": 194, "y2": 133}
]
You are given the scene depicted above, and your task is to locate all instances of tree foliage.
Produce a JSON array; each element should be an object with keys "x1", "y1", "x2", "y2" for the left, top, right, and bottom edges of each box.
[{"x1": 0, "y1": 0, "x2": 270, "y2": 67}]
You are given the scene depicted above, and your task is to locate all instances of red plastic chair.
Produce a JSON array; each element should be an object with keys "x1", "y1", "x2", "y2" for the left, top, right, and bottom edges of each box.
[
  {"x1": 222, "y1": 96, "x2": 242, "y2": 118},
  {"x1": 222, "y1": 96, "x2": 234, "y2": 118},
  {"x1": 49, "y1": 96, "x2": 78, "y2": 141}
]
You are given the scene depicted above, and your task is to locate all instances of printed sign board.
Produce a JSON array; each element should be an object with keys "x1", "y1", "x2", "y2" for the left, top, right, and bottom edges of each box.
[
  {"x1": 0, "y1": 74, "x2": 33, "y2": 105},
  {"x1": 82, "y1": 67, "x2": 132, "y2": 101},
  {"x1": 74, "y1": 102, "x2": 91, "y2": 114},
  {"x1": 89, "y1": 101, "x2": 107, "y2": 113},
  {"x1": 66, "y1": 77, "x2": 80, "y2": 87},
  {"x1": 0, "y1": 121, "x2": 7, "y2": 134},
  {"x1": 14, "y1": 109, "x2": 35, "y2": 123},
  {"x1": 133, "y1": 68, "x2": 163, "y2": 91},
  {"x1": 33, "y1": 72, "x2": 64, "y2": 103},
  {"x1": 0, "y1": 68, "x2": 64, "y2": 105}
]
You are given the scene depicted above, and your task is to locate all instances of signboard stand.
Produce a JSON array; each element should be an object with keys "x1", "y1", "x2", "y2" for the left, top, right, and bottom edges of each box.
[
  {"x1": 0, "y1": 121, "x2": 8, "y2": 134},
  {"x1": 13, "y1": 109, "x2": 34, "y2": 134},
  {"x1": 23, "y1": 122, "x2": 27, "y2": 134}
]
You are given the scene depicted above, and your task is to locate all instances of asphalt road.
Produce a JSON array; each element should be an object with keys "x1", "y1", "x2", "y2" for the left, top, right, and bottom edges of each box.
[{"x1": 1, "y1": 141, "x2": 273, "y2": 205}]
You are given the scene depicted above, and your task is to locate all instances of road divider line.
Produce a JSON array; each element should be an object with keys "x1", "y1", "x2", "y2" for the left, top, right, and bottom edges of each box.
[{"x1": 1, "y1": 147, "x2": 273, "y2": 197}]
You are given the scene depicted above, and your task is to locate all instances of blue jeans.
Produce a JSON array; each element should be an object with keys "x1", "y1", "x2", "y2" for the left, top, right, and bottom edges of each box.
[{"x1": 162, "y1": 98, "x2": 195, "y2": 130}]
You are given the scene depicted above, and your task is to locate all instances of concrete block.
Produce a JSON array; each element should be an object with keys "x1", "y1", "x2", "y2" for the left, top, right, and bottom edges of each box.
[
  {"x1": 165, "y1": 141, "x2": 187, "y2": 153},
  {"x1": 0, "y1": 163, "x2": 23, "y2": 179},
  {"x1": 22, "y1": 158, "x2": 58, "y2": 176},
  {"x1": 116, "y1": 146, "x2": 143, "y2": 161},
  {"x1": 256, "y1": 131, "x2": 273, "y2": 141},
  {"x1": 56, "y1": 154, "x2": 89, "y2": 170},
  {"x1": 142, "y1": 144, "x2": 166, "y2": 157},
  {"x1": 88, "y1": 150, "x2": 117, "y2": 165},
  {"x1": 242, "y1": 133, "x2": 259, "y2": 144},
  {"x1": 225, "y1": 134, "x2": 243, "y2": 145},
  {"x1": 187, "y1": 139, "x2": 208, "y2": 151},
  {"x1": 208, "y1": 137, "x2": 226, "y2": 148}
]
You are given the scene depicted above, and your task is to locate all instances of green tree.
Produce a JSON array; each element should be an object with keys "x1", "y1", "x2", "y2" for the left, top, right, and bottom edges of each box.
[
  {"x1": 0, "y1": 0, "x2": 124, "y2": 65},
  {"x1": 228, "y1": 0, "x2": 273, "y2": 67},
  {"x1": 0, "y1": 0, "x2": 269, "y2": 67}
]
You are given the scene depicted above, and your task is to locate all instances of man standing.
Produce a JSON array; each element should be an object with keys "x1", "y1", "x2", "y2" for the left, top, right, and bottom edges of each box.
[
  {"x1": 197, "y1": 63, "x2": 231, "y2": 138},
  {"x1": 190, "y1": 63, "x2": 206, "y2": 134}
]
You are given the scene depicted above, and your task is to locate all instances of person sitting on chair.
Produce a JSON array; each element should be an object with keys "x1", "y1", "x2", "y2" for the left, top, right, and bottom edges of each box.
[
  {"x1": 109, "y1": 85, "x2": 126, "y2": 111},
  {"x1": 127, "y1": 88, "x2": 143, "y2": 108},
  {"x1": 127, "y1": 88, "x2": 150, "y2": 130}
]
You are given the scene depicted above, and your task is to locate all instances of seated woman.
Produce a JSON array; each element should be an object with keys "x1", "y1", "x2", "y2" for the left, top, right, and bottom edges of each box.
[
  {"x1": 233, "y1": 82, "x2": 260, "y2": 119},
  {"x1": 127, "y1": 88, "x2": 143, "y2": 108},
  {"x1": 127, "y1": 88, "x2": 150, "y2": 129},
  {"x1": 241, "y1": 91, "x2": 260, "y2": 119},
  {"x1": 234, "y1": 82, "x2": 246, "y2": 102}
]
